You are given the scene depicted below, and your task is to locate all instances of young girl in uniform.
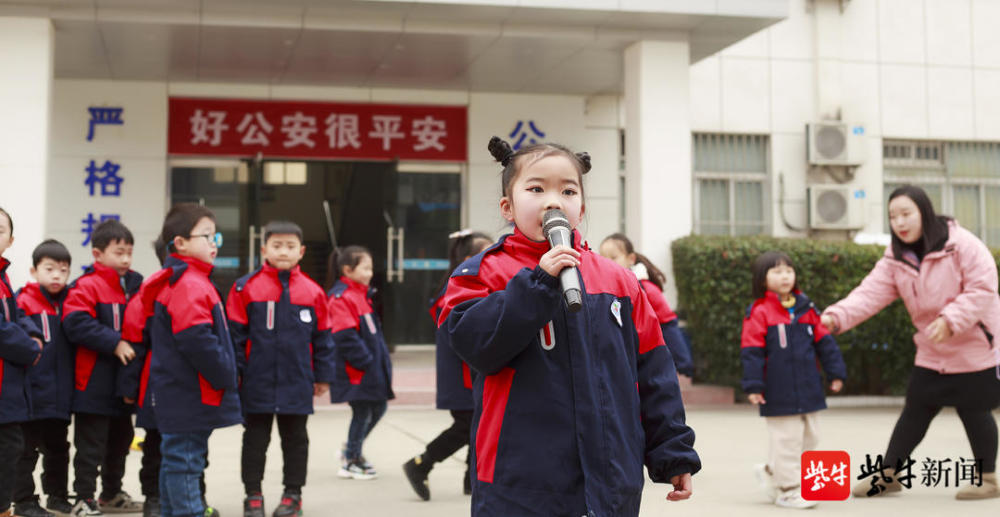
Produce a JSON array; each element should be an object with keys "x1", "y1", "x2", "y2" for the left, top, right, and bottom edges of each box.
[{"x1": 436, "y1": 137, "x2": 700, "y2": 517}]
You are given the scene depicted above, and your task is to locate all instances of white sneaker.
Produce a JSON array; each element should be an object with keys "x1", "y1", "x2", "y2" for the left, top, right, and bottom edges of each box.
[
  {"x1": 70, "y1": 499, "x2": 102, "y2": 517},
  {"x1": 775, "y1": 488, "x2": 818, "y2": 509},
  {"x1": 754, "y1": 463, "x2": 778, "y2": 502},
  {"x1": 338, "y1": 459, "x2": 378, "y2": 480}
]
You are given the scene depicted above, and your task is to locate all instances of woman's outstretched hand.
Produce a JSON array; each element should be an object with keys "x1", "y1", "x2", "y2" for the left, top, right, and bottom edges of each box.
[{"x1": 820, "y1": 314, "x2": 838, "y2": 333}]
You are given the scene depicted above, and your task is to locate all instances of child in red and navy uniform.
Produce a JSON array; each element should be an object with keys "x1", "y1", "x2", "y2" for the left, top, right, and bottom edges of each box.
[
  {"x1": 740, "y1": 251, "x2": 847, "y2": 509},
  {"x1": 326, "y1": 246, "x2": 394, "y2": 480},
  {"x1": 0, "y1": 207, "x2": 44, "y2": 517},
  {"x1": 146, "y1": 203, "x2": 241, "y2": 517},
  {"x1": 599, "y1": 233, "x2": 695, "y2": 378},
  {"x1": 436, "y1": 138, "x2": 700, "y2": 517},
  {"x1": 13, "y1": 240, "x2": 74, "y2": 517},
  {"x1": 403, "y1": 230, "x2": 493, "y2": 501},
  {"x1": 227, "y1": 221, "x2": 336, "y2": 517},
  {"x1": 62, "y1": 220, "x2": 144, "y2": 516}
]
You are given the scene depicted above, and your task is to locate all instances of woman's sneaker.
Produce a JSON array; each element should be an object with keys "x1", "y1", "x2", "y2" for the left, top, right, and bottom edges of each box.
[
  {"x1": 753, "y1": 463, "x2": 778, "y2": 502},
  {"x1": 339, "y1": 458, "x2": 377, "y2": 480},
  {"x1": 70, "y1": 499, "x2": 102, "y2": 517},
  {"x1": 97, "y1": 493, "x2": 141, "y2": 514},
  {"x1": 271, "y1": 494, "x2": 301, "y2": 517},
  {"x1": 45, "y1": 497, "x2": 74, "y2": 517},
  {"x1": 775, "y1": 488, "x2": 818, "y2": 509}
]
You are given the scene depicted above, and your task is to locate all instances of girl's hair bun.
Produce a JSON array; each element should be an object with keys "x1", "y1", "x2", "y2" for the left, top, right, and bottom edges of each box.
[
  {"x1": 576, "y1": 152, "x2": 592, "y2": 174},
  {"x1": 488, "y1": 136, "x2": 514, "y2": 167}
]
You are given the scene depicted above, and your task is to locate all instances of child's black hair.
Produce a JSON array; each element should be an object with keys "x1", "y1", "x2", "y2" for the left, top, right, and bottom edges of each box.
[
  {"x1": 0, "y1": 207, "x2": 11, "y2": 235},
  {"x1": 887, "y1": 184, "x2": 952, "y2": 262},
  {"x1": 751, "y1": 251, "x2": 798, "y2": 300},
  {"x1": 263, "y1": 220, "x2": 303, "y2": 243},
  {"x1": 153, "y1": 203, "x2": 217, "y2": 264},
  {"x1": 32, "y1": 239, "x2": 71, "y2": 268},
  {"x1": 325, "y1": 245, "x2": 371, "y2": 290},
  {"x1": 434, "y1": 230, "x2": 492, "y2": 295},
  {"x1": 601, "y1": 233, "x2": 668, "y2": 292},
  {"x1": 488, "y1": 136, "x2": 592, "y2": 198},
  {"x1": 91, "y1": 219, "x2": 134, "y2": 251}
]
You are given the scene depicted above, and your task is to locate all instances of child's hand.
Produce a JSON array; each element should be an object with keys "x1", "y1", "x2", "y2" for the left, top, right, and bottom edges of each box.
[
  {"x1": 926, "y1": 316, "x2": 953, "y2": 343},
  {"x1": 830, "y1": 379, "x2": 843, "y2": 393},
  {"x1": 123, "y1": 397, "x2": 136, "y2": 405},
  {"x1": 666, "y1": 472, "x2": 693, "y2": 501},
  {"x1": 114, "y1": 340, "x2": 135, "y2": 365},
  {"x1": 313, "y1": 382, "x2": 329, "y2": 397},
  {"x1": 539, "y1": 245, "x2": 580, "y2": 278},
  {"x1": 748, "y1": 393, "x2": 766, "y2": 405}
]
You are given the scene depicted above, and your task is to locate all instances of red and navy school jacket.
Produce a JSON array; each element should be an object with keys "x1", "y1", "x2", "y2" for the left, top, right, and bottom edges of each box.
[
  {"x1": 227, "y1": 263, "x2": 336, "y2": 415},
  {"x1": 326, "y1": 277, "x2": 394, "y2": 403},
  {"x1": 119, "y1": 269, "x2": 173, "y2": 430},
  {"x1": 62, "y1": 262, "x2": 142, "y2": 416},
  {"x1": 430, "y1": 287, "x2": 473, "y2": 411},
  {"x1": 17, "y1": 283, "x2": 72, "y2": 421},
  {"x1": 0, "y1": 258, "x2": 43, "y2": 424},
  {"x1": 437, "y1": 229, "x2": 701, "y2": 517},
  {"x1": 638, "y1": 278, "x2": 695, "y2": 377},
  {"x1": 147, "y1": 254, "x2": 240, "y2": 433},
  {"x1": 741, "y1": 290, "x2": 848, "y2": 417}
]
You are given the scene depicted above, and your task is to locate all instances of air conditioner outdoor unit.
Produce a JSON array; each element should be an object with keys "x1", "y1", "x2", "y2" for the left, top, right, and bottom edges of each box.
[
  {"x1": 808, "y1": 185, "x2": 866, "y2": 230},
  {"x1": 807, "y1": 122, "x2": 866, "y2": 166}
]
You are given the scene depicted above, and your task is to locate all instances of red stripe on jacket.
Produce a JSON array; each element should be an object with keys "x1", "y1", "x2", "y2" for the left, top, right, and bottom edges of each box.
[{"x1": 476, "y1": 367, "x2": 516, "y2": 483}]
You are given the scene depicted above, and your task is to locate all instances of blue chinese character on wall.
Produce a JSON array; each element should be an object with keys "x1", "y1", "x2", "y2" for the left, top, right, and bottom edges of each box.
[
  {"x1": 87, "y1": 107, "x2": 124, "y2": 141},
  {"x1": 81, "y1": 213, "x2": 120, "y2": 246},
  {"x1": 85, "y1": 160, "x2": 123, "y2": 197},
  {"x1": 508, "y1": 120, "x2": 546, "y2": 150}
]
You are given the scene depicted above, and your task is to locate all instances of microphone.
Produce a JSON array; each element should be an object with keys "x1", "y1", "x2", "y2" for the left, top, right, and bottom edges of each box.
[{"x1": 542, "y1": 209, "x2": 583, "y2": 313}]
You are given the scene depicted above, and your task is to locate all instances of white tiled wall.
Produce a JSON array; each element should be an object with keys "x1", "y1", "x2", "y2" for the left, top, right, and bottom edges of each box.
[{"x1": 689, "y1": 0, "x2": 1000, "y2": 238}]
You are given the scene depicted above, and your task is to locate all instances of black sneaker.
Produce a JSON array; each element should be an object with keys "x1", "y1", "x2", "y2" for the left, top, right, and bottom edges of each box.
[
  {"x1": 203, "y1": 506, "x2": 220, "y2": 517},
  {"x1": 45, "y1": 497, "x2": 73, "y2": 516},
  {"x1": 141, "y1": 498, "x2": 160, "y2": 517},
  {"x1": 14, "y1": 499, "x2": 55, "y2": 517},
  {"x1": 270, "y1": 494, "x2": 301, "y2": 517},
  {"x1": 243, "y1": 494, "x2": 264, "y2": 517},
  {"x1": 403, "y1": 456, "x2": 431, "y2": 501}
]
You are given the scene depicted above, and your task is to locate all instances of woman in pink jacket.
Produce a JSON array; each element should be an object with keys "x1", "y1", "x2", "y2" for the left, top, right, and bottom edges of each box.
[{"x1": 821, "y1": 185, "x2": 1000, "y2": 500}]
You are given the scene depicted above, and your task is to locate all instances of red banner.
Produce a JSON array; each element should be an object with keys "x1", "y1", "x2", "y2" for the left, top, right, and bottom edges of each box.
[{"x1": 168, "y1": 97, "x2": 467, "y2": 161}]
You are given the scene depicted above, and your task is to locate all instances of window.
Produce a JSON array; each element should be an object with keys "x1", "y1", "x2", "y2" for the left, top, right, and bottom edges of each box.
[
  {"x1": 883, "y1": 140, "x2": 1000, "y2": 246},
  {"x1": 692, "y1": 133, "x2": 769, "y2": 236}
]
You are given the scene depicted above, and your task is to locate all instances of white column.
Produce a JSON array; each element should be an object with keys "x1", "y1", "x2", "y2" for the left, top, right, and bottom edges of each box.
[
  {"x1": 624, "y1": 39, "x2": 691, "y2": 305},
  {"x1": 0, "y1": 17, "x2": 53, "y2": 287}
]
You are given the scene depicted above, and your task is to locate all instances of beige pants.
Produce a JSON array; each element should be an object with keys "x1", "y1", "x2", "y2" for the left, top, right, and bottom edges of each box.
[{"x1": 766, "y1": 412, "x2": 820, "y2": 490}]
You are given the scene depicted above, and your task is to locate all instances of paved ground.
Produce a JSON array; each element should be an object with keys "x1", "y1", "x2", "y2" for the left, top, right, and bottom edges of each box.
[{"x1": 77, "y1": 404, "x2": 995, "y2": 517}]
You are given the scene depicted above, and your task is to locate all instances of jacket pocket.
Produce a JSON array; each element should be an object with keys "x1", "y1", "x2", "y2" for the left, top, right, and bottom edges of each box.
[
  {"x1": 344, "y1": 360, "x2": 365, "y2": 385},
  {"x1": 198, "y1": 373, "x2": 224, "y2": 406}
]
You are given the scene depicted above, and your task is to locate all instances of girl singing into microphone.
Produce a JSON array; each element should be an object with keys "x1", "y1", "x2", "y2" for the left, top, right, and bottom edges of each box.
[{"x1": 435, "y1": 137, "x2": 700, "y2": 517}]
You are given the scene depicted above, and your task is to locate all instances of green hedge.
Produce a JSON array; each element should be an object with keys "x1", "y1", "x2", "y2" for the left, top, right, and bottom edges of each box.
[{"x1": 671, "y1": 235, "x2": 1000, "y2": 396}]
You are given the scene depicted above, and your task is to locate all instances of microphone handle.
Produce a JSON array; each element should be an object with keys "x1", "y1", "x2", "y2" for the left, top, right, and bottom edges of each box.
[{"x1": 559, "y1": 267, "x2": 583, "y2": 313}]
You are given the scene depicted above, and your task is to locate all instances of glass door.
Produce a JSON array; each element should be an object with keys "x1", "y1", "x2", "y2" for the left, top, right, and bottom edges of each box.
[
  {"x1": 381, "y1": 164, "x2": 462, "y2": 345},
  {"x1": 168, "y1": 159, "x2": 461, "y2": 345}
]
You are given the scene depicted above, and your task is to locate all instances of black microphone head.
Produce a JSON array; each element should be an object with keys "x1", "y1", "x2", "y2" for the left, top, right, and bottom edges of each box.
[{"x1": 542, "y1": 209, "x2": 571, "y2": 238}]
